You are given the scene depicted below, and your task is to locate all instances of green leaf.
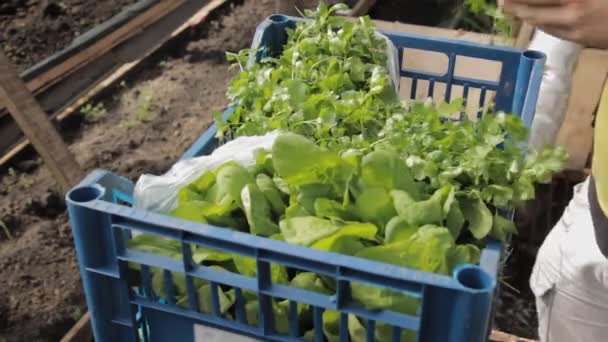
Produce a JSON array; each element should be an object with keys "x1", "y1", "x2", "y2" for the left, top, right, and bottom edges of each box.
[
  {"x1": 390, "y1": 189, "x2": 416, "y2": 214},
  {"x1": 171, "y1": 200, "x2": 238, "y2": 227},
  {"x1": 233, "y1": 254, "x2": 288, "y2": 285},
  {"x1": 279, "y1": 216, "x2": 341, "y2": 246},
  {"x1": 272, "y1": 133, "x2": 341, "y2": 186},
  {"x1": 322, "y1": 310, "x2": 341, "y2": 342},
  {"x1": 489, "y1": 213, "x2": 518, "y2": 241},
  {"x1": 272, "y1": 176, "x2": 291, "y2": 195},
  {"x1": 461, "y1": 198, "x2": 493, "y2": 239},
  {"x1": 437, "y1": 98, "x2": 464, "y2": 116},
  {"x1": 481, "y1": 185, "x2": 514, "y2": 208},
  {"x1": 394, "y1": 188, "x2": 445, "y2": 227},
  {"x1": 213, "y1": 162, "x2": 254, "y2": 208},
  {"x1": 170, "y1": 201, "x2": 209, "y2": 223},
  {"x1": 191, "y1": 246, "x2": 232, "y2": 264},
  {"x1": 290, "y1": 272, "x2": 332, "y2": 295},
  {"x1": 256, "y1": 173, "x2": 286, "y2": 216},
  {"x1": 296, "y1": 184, "x2": 333, "y2": 214},
  {"x1": 401, "y1": 225, "x2": 456, "y2": 274},
  {"x1": 350, "y1": 281, "x2": 419, "y2": 314},
  {"x1": 241, "y1": 183, "x2": 279, "y2": 236},
  {"x1": 127, "y1": 234, "x2": 182, "y2": 259},
  {"x1": 314, "y1": 198, "x2": 354, "y2": 221},
  {"x1": 447, "y1": 244, "x2": 481, "y2": 270},
  {"x1": 385, "y1": 216, "x2": 417, "y2": 243},
  {"x1": 189, "y1": 170, "x2": 217, "y2": 193},
  {"x1": 360, "y1": 150, "x2": 420, "y2": 196},
  {"x1": 445, "y1": 201, "x2": 465, "y2": 239},
  {"x1": 285, "y1": 201, "x2": 312, "y2": 218},
  {"x1": 356, "y1": 225, "x2": 455, "y2": 275},
  {"x1": 347, "y1": 315, "x2": 367, "y2": 342},
  {"x1": 285, "y1": 79, "x2": 308, "y2": 110},
  {"x1": 311, "y1": 223, "x2": 377, "y2": 251},
  {"x1": 354, "y1": 187, "x2": 396, "y2": 230}
]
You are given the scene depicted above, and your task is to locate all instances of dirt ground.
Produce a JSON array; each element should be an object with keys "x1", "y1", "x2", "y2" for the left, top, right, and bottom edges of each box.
[
  {"x1": 0, "y1": 0, "x2": 567, "y2": 340},
  {"x1": 0, "y1": 0, "x2": 280, "y2": 340},
  {"x1": 0, "y1": 0, "x2": 139, "y2": 72}
]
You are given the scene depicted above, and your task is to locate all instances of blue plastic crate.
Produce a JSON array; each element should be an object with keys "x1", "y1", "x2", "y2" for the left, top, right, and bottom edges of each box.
[{"x1": 66, "y1": 15, "x2": 545, "y2": 342}]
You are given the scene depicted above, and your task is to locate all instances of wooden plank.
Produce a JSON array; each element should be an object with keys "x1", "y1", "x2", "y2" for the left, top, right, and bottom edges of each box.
[
  {"x1": 54, "y1": 0, "x2": 229, "y2": 124},
  {"x1": 1, "y1": 0, "x2": 229, "y2": 167},
  {"x1": 490, "y1": 329, "x2": 536, "y2": 342},
  {"x1": 0, "y1": 0, "x2": 182, "y2": 111},
  {"x1": 0, "y1": 52, "x2": 83, "y2": 193},
  {"x1": 60, "y1": 313, "x2": 92, "y2": 342},
  {"x1": 556, "y1": 49, "x2": 608, "y2": 169},
  {"x1": 0, "y1": 0, "x2": 187, "y2": 157},
  {"x1": 25, "y1": 0, "x2": 185, "y2": 95}
]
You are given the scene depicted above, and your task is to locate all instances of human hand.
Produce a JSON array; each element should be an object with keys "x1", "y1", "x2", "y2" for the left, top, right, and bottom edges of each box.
[{"x1": 503, "y1": 0, "x2": 608, "y2": 48}]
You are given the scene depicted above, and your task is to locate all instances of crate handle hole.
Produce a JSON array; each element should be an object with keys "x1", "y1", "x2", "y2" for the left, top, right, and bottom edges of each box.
[
  {"x1": 523, "y1": 50, "x2": 545, "y2": 60},
  {"x1": 68, "y1": 185, "x2": 104, "y2": 203},
  {"x1": 269, "y1": 14, "x2": 288, "y2": 23},
  {"x1": 453, "y1": 264, "x2": 493, "y2": 291}
]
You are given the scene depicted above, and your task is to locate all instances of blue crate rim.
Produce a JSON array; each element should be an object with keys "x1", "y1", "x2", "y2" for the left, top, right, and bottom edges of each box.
[{"x1": 262, "y1": 14, "x2": 544, "y2": 59}]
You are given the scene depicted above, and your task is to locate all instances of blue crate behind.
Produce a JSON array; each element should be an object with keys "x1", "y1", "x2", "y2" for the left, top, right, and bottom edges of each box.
[{"x1": 67, "y1": 15, "x2": 544, "y2": 342}]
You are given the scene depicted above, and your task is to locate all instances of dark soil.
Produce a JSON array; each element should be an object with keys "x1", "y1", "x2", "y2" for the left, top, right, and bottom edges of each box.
[
  {"x1": 369, "y1": 0, "x2": 455, "y2": 26},
  {"x1": 0, "y1": 0, "x2": 577, "y2": 340},
  {"x1": 0, "y1": 0, "x2": 139, "y2": 72},
  {"x1": 0, "y1": 0, "x2": 277, "y2": 340}
]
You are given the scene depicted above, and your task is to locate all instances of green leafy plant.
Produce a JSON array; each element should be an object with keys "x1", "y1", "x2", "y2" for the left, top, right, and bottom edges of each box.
[
  {"x1": 81, "y1": 102, "x2": 107, "y2": 123},
  {"x1": 215, "y1": 2, "x2": 400, "y2": 149},
  {"x1": 122, "y1": 88, "x2": 157, "y2": 127},
  {"x1": 465, "y1": 0, "x2": 513, "y2": 42},
  {"x1": 130, "y1": 132, "x2": 484, "y2": 340}
]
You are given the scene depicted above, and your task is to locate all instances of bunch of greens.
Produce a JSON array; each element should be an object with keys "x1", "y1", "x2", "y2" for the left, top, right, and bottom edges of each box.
[
  {"x1": 129, "y1": 133, "x2": 483, "y2": 341},
  {"x1": 374, "y1": 100, "x2": 566, "y2": 224},
  {"x1": 215, "y1": 2, "x2": 400, "y2": 149},
  {"x1": 216, "y1": 3, "x2": 566, "y2": 217}
]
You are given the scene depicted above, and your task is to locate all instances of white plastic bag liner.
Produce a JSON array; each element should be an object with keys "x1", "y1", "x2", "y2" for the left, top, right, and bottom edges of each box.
[
  {"x1": 528, "y1": 30, "x2": 582, "y2": 150},
  {"x1": 377, "y1": 32, "x2": 401, "y2": 95},
  {"x1": 133, "y1": 131, "x2": 281, "y2": 213},
  {"x1": 530, "y1": 178, "x2": 608, "y2": 341}
]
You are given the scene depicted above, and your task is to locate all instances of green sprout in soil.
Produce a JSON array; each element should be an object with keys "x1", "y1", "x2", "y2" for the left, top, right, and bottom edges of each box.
[
  {"x1": 122, "y1": 88, "x2": 158, "y2": 128},
  {"x1": 81, "y1": 102, "x2": 107, "y2": 123}
]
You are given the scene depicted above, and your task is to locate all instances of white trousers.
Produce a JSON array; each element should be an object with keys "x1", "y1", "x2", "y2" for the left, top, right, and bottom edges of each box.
[{"x1": 530, "y1": 178, "x2": 608, "y2": 341}]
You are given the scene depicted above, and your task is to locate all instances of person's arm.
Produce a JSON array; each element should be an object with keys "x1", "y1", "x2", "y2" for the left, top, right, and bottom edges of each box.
[{"x1": 504, "y1": 0, "x2": 608, "y2": 49}]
